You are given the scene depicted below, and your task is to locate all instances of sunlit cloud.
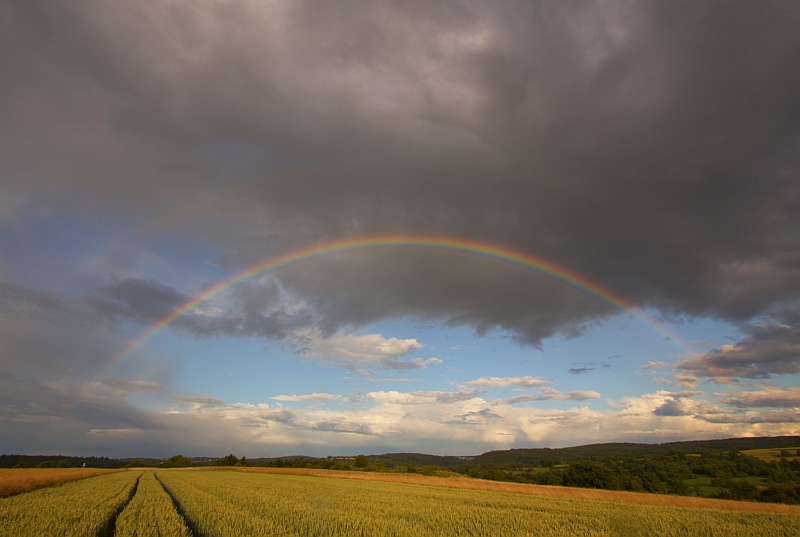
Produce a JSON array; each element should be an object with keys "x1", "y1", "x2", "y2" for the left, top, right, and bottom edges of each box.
[
  {"x1": 464, "y1": 376, "x2": 548, "y2": 388},
  {"x1": 272, "y1": 393, "x2": 347, "y2": 403}
]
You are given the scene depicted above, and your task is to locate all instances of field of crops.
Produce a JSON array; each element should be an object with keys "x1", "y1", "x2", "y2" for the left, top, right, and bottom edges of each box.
[
  {"x1": 1, "y1": 469, "x2": 799, "y2": 536},
  {"x1": 0, "y1": 467, "x2": 122, "y2": 497},
  {"x1": 0, "y1": 470, "x2": 139, "y2": 536}
]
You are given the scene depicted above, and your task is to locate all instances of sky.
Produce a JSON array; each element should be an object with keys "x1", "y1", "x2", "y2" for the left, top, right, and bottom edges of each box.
[{"x1": 1, "y1": 0, "x2": 800, "y2": 459}]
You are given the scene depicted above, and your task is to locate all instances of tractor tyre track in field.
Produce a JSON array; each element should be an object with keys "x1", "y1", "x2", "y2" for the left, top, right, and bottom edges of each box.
[
  {"x1": 154, "y1": 473, "x2": 201, "y2": 537},
  {"x1": 99, "y1": 473, "x2": 141, "y2": 537}
]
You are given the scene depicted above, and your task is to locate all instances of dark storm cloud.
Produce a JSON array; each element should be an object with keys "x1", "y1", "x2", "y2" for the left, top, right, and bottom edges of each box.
[
  {"x1": 2, "y1": 0, "x2": 800, "y2": 348},
  {"x1": 90, "y1": 277, "x2": 318, "y2": 341},
  {"x1": 0, "y1": 375, "x2": 166, "y2": 446},
  {"x1": 0, "y1": 281, "x2": 68, "y2": 314},
  {"x1": 93, "y1": 278, "x2": 189, "y2": 323},
  {"x1": 0, "y1": 281, "x2": 126, "y2": 376}
]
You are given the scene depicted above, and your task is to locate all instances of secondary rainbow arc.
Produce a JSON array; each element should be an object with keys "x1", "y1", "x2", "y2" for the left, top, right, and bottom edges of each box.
[{"x1": 105, "y1": 234, "x2": 694, "y2": 376}]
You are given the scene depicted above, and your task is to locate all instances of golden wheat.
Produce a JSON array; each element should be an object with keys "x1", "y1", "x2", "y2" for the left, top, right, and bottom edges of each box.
[
  {"x1": 0, "y1": 470, "x2": 140, "y2": 536},
  {"x1": 0, "y1": 468, "x2": 122, "y2": 497},
  {"x1": 114, "y1": 471, "x2": 191, "y2": 537},
  {"x1": 158, "y1": 470, "x2": 800, "y2": 536},
  {"x1": 238, "y1": 467, "x2": 800, "y2": 514}
]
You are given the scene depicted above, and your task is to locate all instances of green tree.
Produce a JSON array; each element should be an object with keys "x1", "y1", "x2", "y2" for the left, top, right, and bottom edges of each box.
[
  {"x1": 163, "y1": 455, "x2": 191, "y2": 468},
  {"x1": 57, "y1": 460, "x2": 70, "y2": 468},
  {"x1": 354, "y1": 454, "x2": 369, "y2": 469},
  {"x1": 12, "y1": 460, "x2": 27, "y2": 469},
  {"x1": 641, "y1": 472, "x2": 666, "y2": 493},
  {"x1": 36, "y1": 461, "x2": 56, "y2": 468},
  {"x1": 563, "y1": 461, "x2": 620, "y2": 490},
  {"x1": 726, "y1": 480, "x2": 758, "y2": 501},
  {"x1": 214, "y1": 454, "x2": 238, "y2": 466},
  {"x1": 124, "y1": 459, "x2": 143, "y2": 468}
]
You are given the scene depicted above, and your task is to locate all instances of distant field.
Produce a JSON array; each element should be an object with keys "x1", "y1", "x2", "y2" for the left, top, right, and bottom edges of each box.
[
  {"x1": 742, "y1": 448, "x2": 800, "y2": 462},
  {"x1": 0, "y1": 468, "x2": 122, "y2": 497},
  {"x1": 1, "y1": 469, "x2": 799, "y2": 536},
  {"x1": 237, "y1": 467, "x2": 800, "y2": 514}
]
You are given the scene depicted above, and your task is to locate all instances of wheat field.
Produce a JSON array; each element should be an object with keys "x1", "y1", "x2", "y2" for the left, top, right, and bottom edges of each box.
[
  {"x1": 1, "y1": 469, "x2": 798, "y2": 536},
  {"x1": 0, "y1": 468, "x2": 122, "y2": 498}
]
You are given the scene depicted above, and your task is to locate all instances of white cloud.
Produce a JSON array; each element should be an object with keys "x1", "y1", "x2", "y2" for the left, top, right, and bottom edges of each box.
[
  {"x1": 367, "y1": 389, "x2": 483, "y2": 405},
  {"x1": 294, "y1": 332, "x2": 439, "y2": 373},
  {"x1": 301, "y1": 333, "x2": 422, "y2": 361},
  {"x1": 642, "y1": 361, "x2": 669, "y2": 370},
  {"x1": 161, "y1": 388, "x2": 800, "y2": 453},
  {"x1": 564, "y1": 389, "x2": 602, "y2": 401},
  {"x1": 6, "y1": 375, "x2": 800, "y2": 457},
  {"x1": 464, "y1": 376, "x2": 548, "y2": 388},
  {"x1": 272, "y1": 393, "x2": 346, "y2": 402}
]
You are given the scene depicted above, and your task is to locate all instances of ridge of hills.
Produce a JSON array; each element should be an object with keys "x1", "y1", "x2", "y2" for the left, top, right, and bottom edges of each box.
[{"x1": 2, "y1": 435, "x2": 799, "y2": 469}]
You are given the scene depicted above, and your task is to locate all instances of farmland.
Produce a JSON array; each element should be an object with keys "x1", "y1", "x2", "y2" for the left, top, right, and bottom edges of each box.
[
  {"x1": 0, "y1": 470, "x2": 139, "y2": 536},
  {"x1": 0, "y1": 467, "x2": 122, "y2": 497},
  {"x1": 1, "y1": 469, "x2": 799, "y2": 536}
]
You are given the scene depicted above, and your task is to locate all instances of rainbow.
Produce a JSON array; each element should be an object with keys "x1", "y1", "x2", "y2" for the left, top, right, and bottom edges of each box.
[{"x1": 105, "y1": 234, "x2": 691, "y2": 375}]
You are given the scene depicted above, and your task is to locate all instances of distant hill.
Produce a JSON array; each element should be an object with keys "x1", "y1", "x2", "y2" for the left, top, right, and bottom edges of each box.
[
  {"x1": 4, "y1": 436, "x2": 798, "y2": 469},
  {"x1": 366, "y1": 453, "x2": 468, "y2": 468},
  {"x1": 468, "y1": 436, "x2": 800, "y2": 468},
  {"x1": 0, "y1": 454, "x2": 129, "y2": 468}
]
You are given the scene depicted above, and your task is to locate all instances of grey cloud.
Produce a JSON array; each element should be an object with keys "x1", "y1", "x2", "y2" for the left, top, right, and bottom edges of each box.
[
  {"x1": 653, "y1": 399, "x2": 689, "y2": 417},
  {"x1": 416, "y1": 389, "x2": 484, "y2": 405},
  {"x1": 304, "y1": 421, "x2": 379, "y2": 436},
  {"x1": 0, "y1": 375, "x2": 167, "y2": 454},
  {"x1": 377, "y1": 357, "x2": 441, "y2": 371},
  {"x1": 677, "y1": 320, "x2": 800, "y2": 379},
  {"x1": 0, "y1": 281, "x2": 69, "y2": 315},
  {"x1": 501, "y1": 394, "x2": 543, "y2": 405},
  {"x1": 454, "y1": 408, "x2": 502, "y2": 423},
  {"x1": 497, "y1": 388, "x2": 600, "y2": 404},
  {"x1": 272, "y1": 393, "x2": 345, "y2": 403},
  {"x1": 250, "y1": 409, "x2": 296, "y2": 425},
  {"x1": 717, "y1": 387, "x2": 800, "y2": 409},
  {"x1": 670, "y1": 391, "x2": 704, "y2": 399},
  {"x1": 565, "y1": 390, "x2": 601, "y2": 401},
  {"x1": 696, "y1": 409, "x2": 800, "y2": 425},
  {"x1": 93, "y1": 278, "x2": 189, "y2": 324},
  {"x1": 177, "y1": 395, "x2": 225, "y2": 407},
  {"x1": 2, "y1": 1, "x2": 800, "y2": 349},
  {"x1": 90, "y1": 277, "x2": 319, "y2": 342}
]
